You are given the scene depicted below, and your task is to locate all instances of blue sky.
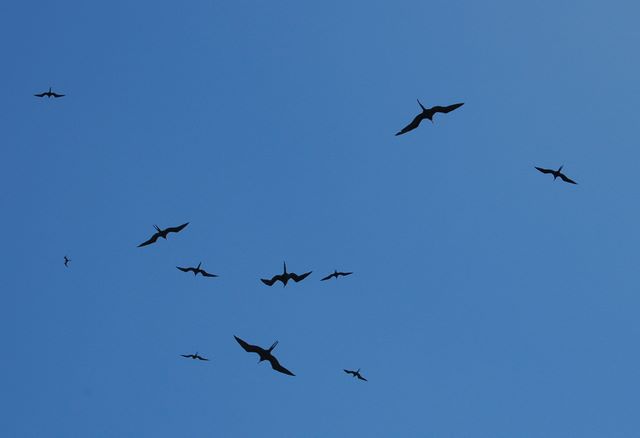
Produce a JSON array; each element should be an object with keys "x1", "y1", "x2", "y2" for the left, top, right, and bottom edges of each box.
[{"x1": 2, "y1": 0, "x2": 640, "y2": 436}]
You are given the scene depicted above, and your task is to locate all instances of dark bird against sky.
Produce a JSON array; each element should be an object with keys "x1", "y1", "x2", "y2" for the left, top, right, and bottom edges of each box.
[
  {"x1": 137, "y1": 222, "x2": 189, "y2": 247},
  {"x1": 63, "y1": 256, "x2": 71, "y2": 267},
  {"x1": 534, "y1": 165, "x2": 577, "y2": 185},
  {"x1": 344, "y1": 368, "x2": 368, "y2": 381},
  {"x1": 320, "y1": 270, "x2": 353, "y2": 281},
  {"x1": 395, "y1": 100, "x2": 464, "y2": 136},
  {"x1": 34, "y1": 87, "x2": 65, "y2": 98},
  {"x1": 181, "y1": 352, "x2": 209, "y2": 361},
  {"x1": 176, "y1": 262, "x2": 218, "y2": 277},
  {"x1": 234, "y1": 336, "x2": 295, "y2": 376},
  {"x1": 260, "y1": 261, "x2": 312, "y2": 287}
]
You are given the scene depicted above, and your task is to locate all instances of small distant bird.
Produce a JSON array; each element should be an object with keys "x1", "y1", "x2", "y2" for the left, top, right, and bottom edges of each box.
[
  {"x1": 260, "y1": 261, "x2": 312, "y2": 287},
  {"x1": 63, "y1": 256, "x2": 71, "y2": 267},
  {"x1": 234, "y1": 335, "x2": 295, "y2": 376},
  {"x1": 176, "y1": 262, "x2": 218, "y2": 278},
  {"x1": 344, "y1": 368, "x2": 368, "y2": 381},
  {"x1": 137, "y1": 222, "x2": 189, "y2": 247},
  {"x1": 181, "y1": 352, "x2": 209, "y2": 361},
  {"x1": 395, "y1": 100, "x2": 464, "y2": 136},
  {"x1": 34, "y1": 87, "x2": 65, "y2": 98},
  {"x1": 320, "y1": 270, "x2": 353, "y2": 281},
  {"x1": 534, "y1": 165, "x2": 577, "y2": 185}
]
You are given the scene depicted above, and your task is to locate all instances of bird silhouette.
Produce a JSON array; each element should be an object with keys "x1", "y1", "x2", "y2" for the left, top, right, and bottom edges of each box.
[
  {"x1": 261, "y1": 261, "x2": 311, "y2": 287},
  {"x1": 176, "y1": 262, "x2": 218, "y2": 277},
  {"x1": 181, "y1": 352, "x2": 209, "y2": 361},
  {"x1": 395, "y1": 100, "x2": 464, "y2": 136},
  {"x1": 534, "y1": 165, "x2": 577, "y2": 184},
  {"x1": 137, "y1": 222, "x2": 189, "y2": 247},
  {"x1": 344, "y1": 368, "x2": 368, "y2": 381},
  {"x1": 234, "y1": 335, "x2": 295, "y2": 376},
  {"x1": 63, "y1": 256, "x2": 71, "y2": 267},
  {"x1": 34, "y1": 87, "x2": 65, "y2": 98},
  {"x1": 320, "y1": 270, "x2": 353, "y2": 281}
]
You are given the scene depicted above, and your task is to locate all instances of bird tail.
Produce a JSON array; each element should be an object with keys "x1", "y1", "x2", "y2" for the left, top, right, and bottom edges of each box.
[
  {"x1": 417, "y1": 99, "x2": 426, "y2": 111},
  {"x1": 269, "y1": 341, "x2": 279, "y2": 351},
  {"x1": 154, "y1": 224, "x2": 161, "y2": 232}
]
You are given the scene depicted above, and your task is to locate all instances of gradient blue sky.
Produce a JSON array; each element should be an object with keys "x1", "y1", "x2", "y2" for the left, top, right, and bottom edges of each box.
[{"x1": 2, "y1": 1, "x2": 640, "y2": 436}]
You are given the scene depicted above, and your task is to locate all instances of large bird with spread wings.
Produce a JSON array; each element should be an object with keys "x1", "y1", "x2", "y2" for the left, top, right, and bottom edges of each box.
[
  {"x1": 34, "y1": 87, "x2": 65, "y2": 98},
  {"x1": 534, "y1": 165, "x2": 577, "y2": 185},
  {"x1": 260, "y1": 261, "x2": 311, "y2": 287},
  {"x1": 137, "y1": 222, "x2": 189, "y2": 247},
  {"x1": 395, "y1": 100, "x2": 464, "y2": 136},
  {"x1": 176, "y1": 262, "x2": 218, "y2": 277},
  {"x1": 234, "y1": 336, "x2": 295, "y2": 376}
]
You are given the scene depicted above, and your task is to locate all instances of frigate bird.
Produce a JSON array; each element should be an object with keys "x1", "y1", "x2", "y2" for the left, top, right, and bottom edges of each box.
[
  {"x1": 320, "y1": 270, "x2": 353, "y2": 281},
  {"x1": 260, "y1": 261, "x2": 311, "y2": 287},
  {"x1": 181, "y1": 352, "x2": 209, "y2": 361},
  {"x1": 234, "y1": 336, "x2": 295, "y2": 376},
  {"x1": 137, "y1": 222, "x2": 189, "y2": 247},
  {"x1": 534, "y1": 165, "x2": 577, "y2": 184},
  {"x1": 34, "y1": 87, "x2": 65, "y2": 98},
  {"x1": 176, "y1": 262, "x2": 218, "y2": 277},
  {"x1": 344, "y1": 368, "x2": 367, "y2": 381},
  {"x1": 63, "y1": 256, "x2": 71, "y2": 267},
  {"x1": 395, "y1": 100, "x2": 464, "y2": 136}
]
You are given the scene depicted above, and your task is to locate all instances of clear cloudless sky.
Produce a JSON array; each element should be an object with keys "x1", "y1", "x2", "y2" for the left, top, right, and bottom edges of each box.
[{"x1": 1, "y1": 1, "x2": 640, "y2": 436}]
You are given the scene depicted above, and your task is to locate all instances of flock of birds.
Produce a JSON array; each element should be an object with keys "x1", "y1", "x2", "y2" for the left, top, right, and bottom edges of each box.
[{"x1": 43, "y1": 83, "x2": 576, "y2": 381}]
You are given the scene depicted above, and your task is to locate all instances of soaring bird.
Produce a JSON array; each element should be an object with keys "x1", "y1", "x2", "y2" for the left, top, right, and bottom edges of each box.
[
  {"x1": 34, "y1": 87, "x2": 65, "y2": 98},
  {"x1": 63, "y1": 256, "x2": 71, "y2": 267},
  {"x1": 344, "y1": 368, "x2": 368, "y2": 381},
  {"x1": 534, "y1": 165, "x2": 577, "y2": 185},
  {"x1": 320, "y1": 270, "x2": 353, "y2": 281},
  {"x1": 137, "y1": 222, "x2": 189, "y2": 247},
  {"x1": 234, "y1": 336, "x2": 295, "y2": 376},
  {"x1": 395, "y1": 100, "x2": 464, "y2": 136},
  {"x1": 176, "y1": 262, "x2": 218, "y2": 277},
  {"x1": 261, "y1": 261, "x2": 311, "y2": 287},
  {"x1": 181, "y1": 352, "x2": 209, "y2": 361}
]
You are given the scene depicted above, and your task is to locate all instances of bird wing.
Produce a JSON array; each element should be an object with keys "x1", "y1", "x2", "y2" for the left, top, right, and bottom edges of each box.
[
  {"x1": 180, "y1": 354, "x2": 192, "y2": 358},
  {"x1": 338, "y1": 272, "x2": 353, "y2": 277},
  {"x1": 320, "y1": 273, "x2": 334, "y2": 281},
  {"x1": 431, "y1": 102, "x2": 464, "y2": 114},
  {"x1": 261, "y1": 274, "x2": 282, "y2": 286},
  {"x1": 137, "y1": 232, "x2": 160, "y2": 247},
  {"x1": 268, "y1": 355, "x2": 295, "y2": 376},
  {"x1": 234, "y1": 336, "x2": 262, "y2": 354},
  {"x1": 196, "y1": 355, "x2": 209, "y2": 361},
  {"x1": 177, "y1": 266, "x2": 193, "y2": 273},
  {"x1": 535, "y1": 166, "x2": 554, "y2": 175},
  {"x1": 395, "y1": 113, "x2": 425, "y2": 136},
  {"x1": 34, "y1": 92, "x2": 46, "y2": 97},
  {"x1": 166, "y1": 222, "x2": 189, "y2": 234},
  {"x1": 290, "y1": 271, "x2": 312, "y2": 282},
  {"x1": 357, "y1": 374, "x2": 368, "y2": 381},
  {"x1": 559, "y1": 173, "x2": 577, "y2": 184},
  {"x1": 200, "y1": 270, "x2": 218, "y2": 277},
  {"x1": 344, "y1": 369, "x2": 356, "y2": 376},
  {"x1": 51, "y1": 92, "x2": 65, "y2": 98}
]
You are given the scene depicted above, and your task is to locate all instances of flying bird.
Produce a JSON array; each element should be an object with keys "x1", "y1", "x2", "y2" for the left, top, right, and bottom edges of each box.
[
  {"x1": 234, "y1": 335, "x2": 295, "y2": 376},
  {"x1": 260, "y1": 261, "x2": 312, "y2": 287},
  {"x1": 344, "y1": 368, "x2": 368, "y2": 381},
  {"x1": 181, "y1": 352, "x2": 209, "y2": 361},
  {"x1": 176, "y1": 262, "x2": 218, "y2": 278},
  {"x1": 320, "y1": 270, "x2": 353, "y2": 281},
  {"x1": 395, "y1": 100, "x2": 464, "y2": 136},
  {"x1": 534, "y1": 165, "x2": 577, "y2": 185},
  {"x1": 63, "y1": 256, "x2": 71, "y2": 267},
  {"x1": 137, "y1": 222, "x2": 189, "y2": 247},
  {"x1": 34, "y1": 87, "x2": 65, "y2": 98}
]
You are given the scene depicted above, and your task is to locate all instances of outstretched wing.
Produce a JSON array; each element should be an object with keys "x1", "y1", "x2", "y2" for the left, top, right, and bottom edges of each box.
[
  {"x1": 290, "y1": 271, "x2": 312, "y2": 282},
  {"x1": 357, "y1": 374, "x2": 368, "y2": 381},
  {"x1": 559, "y1": 173, "x2": 577, "y2": 184},
  {"x1": 261, "y1": 274, "x2": 282, "y2": 286},
  {"x1": 268, "y1": 355, "x2": 295, "y2": 376},
  {"x1": 200, "y1": 270, "x2": 218, "y2": 278},
  {"x1": 234, "y1": 336, "x2": 262, "y2": 354},
  {"x1": 320, "y1": 273, "x2": 335, "y2": 281},
  {"x1": 138, "y1": 232, "x2": 160, "y2": 247},
  {"x1": 177, "y1": 266, "x2": 193, "y2": 273},
  {"x1": 395, "y1": 113, "x2": 425, "y2": 136},
  {"x1": 344, "y1": 369, "x2": 356, "y2": 376},
  {"x1": 51, "y1": 92, "x2": 65, "y2": 98},
  {"x1": 180, "y1": 354, "x2": 192, "y2": 358},
  {"x1": 337, "y1": 272, "x2": 353, "y2": 277},
  {"x1": 195, "y1": 355, "x2": 209, "y2": 361},
  {"x1": 34, "y1": 92, "x2": 46, "y2": 97},
  {"x1": 535, "y1": 166, "x2": 554, "y2": 175},
  {"x1": 431, "y1": 102, "x2": 464, "y2": 115},
  {"x1": 166, "y1": 222, "x2": 189, "y2": 234}
]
